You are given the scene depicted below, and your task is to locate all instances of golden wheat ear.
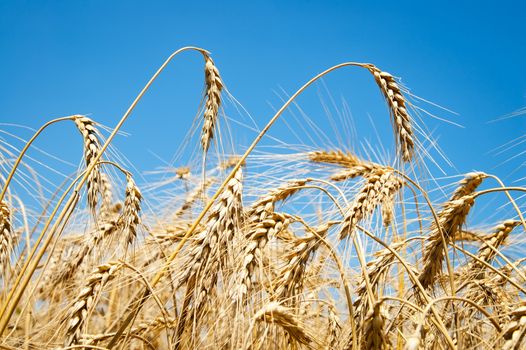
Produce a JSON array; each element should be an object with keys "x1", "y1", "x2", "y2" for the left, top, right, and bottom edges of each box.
[
  {"x1": 64, "y1": 262, "x2": 122, "y2": 346},
  {"x1": 201, "y1": 55, "x2": 223, "y2": 153},
  {"x1": 367, "y1": 66, "x2": 415, "y2": 162},
  {"x1": 0, "y1": 201, "x2": 13, "y2": 272},
  {"x1": 73, "y1": 115, "x2": 103, "y2": 214},
  {"x1": 122, "y1": 174, "x2": 142, "y2": 246},
  {"x1": 253, "y1": 302, "x2": 315, "y2": 347}
]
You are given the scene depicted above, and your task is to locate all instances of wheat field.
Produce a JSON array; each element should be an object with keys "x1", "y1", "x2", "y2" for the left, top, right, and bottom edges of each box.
[{"x1": 0, "y1": 46, "x2": 525, "y2": 350}]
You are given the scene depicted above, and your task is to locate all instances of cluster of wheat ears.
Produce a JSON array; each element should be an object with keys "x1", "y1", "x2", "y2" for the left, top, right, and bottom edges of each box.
[{"x1": 0, "y1": 46, "x2": 525, "y2": 350}]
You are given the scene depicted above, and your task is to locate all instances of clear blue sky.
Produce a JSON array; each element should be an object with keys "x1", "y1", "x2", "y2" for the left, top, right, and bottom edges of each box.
[{"x1": 0, "y1": 1, "x2": 525, "y2": 183}]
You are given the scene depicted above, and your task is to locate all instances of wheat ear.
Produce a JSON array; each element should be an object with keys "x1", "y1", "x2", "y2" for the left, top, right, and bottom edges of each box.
[
  {"x1": 201, "y1": 55, "x2": 223, "y2": 152},
  {"x1": 417, "y1": 173, "x2": 486, "y2": 289},
  {"x1": 471, "y1": 220, "x2": 520, "y2": 273},
  {"x1": 501, "y1": 305, "x2": 526, "y2": 350},
  {"x1": 274, "y1": 222, "x2": 331, "y2": 300},
  {"x1": 73, "y1": 115, "x2": 102, "y2": 213},
  {"x1": 367, "y1": 66, "x2": 414, "y2": 162},
  {"x1": 418, "y1": 195, "x2": 475, "y2": 289},
  {"x1": 64, "y1": 261, "x2": 122, "y2": 346},
  {"x1": 122, "y1": 174, "x2": 142, "y2": 245},
  {"x1": 362, "y1": 301, "x2": 391, "y2": 350},
  {"x1": 54, "y1": 220, "x2": 119, "y2": 284},
  {"x1": 253, "y1": 302, "x2": 314, "y2": 346},
  {"x1": 0, "y1": 201, "x2": 13, "y2": 272},
  {"x1": 340, "y1": 168, "x2": 403, "y2": 238},
  {"x1": 233, "y1": 212, "x2": 292, "y2": 301}
]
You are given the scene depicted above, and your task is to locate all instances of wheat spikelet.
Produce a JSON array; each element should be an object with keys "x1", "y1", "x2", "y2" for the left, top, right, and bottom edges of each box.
[
  {"x1": 122, "y1": 174, "x2": 142, "y2": 245},
  {"x1": 331, "y1": 163, "x2": 383, "y2": 182},
  {"x1": 231, "y1": 179, "x2": 307, "y2": 299},
  {"x1": 64, "y1": 261, "x2": 122, "y2": 346},
  {"x1": 219, "y1": 155, "x2": 245, "y2": 170},
  {"x1": 417, "y1": 173, "x2": 486, "y2": 290},
  {"x1": 81, "y1": 316, "x2": 177, "y2": 345},
  {"x1": 452, "y1": 229, "x2": 483, "y2": 242},
  {"x1": 174, "y1": 168, "x2": 243, "y2": 345},
  {"x1": 464, "y1": 279, "x2": 512, "y2": 326},
  {"x1": 0, "y1": 201, "x2": 13, "y2": 272},
  {"x1": 340, "y1": 169, "x2": 403, "y2": 238},
  {"x1": 73, "y1": 115, "x2": 103, "y2": 213},
  {"x1": 201, "y1": 55, "x2": 223, "y2": 152},
  {"x1": 253, "y1": 302, "x2": 314, "y2": 346},
  {"x1": 191, "y1": 167, "x2": 243, "y2": 310},
  {"x1": 177, "y1": 168, "x2": 243, "y2": 289},
  {"x1": 367, "y1": 66, "x2": 414, "y2": 162},
  {"x1": 247, "y1": 179, "x2": 308, "y2": 220}
]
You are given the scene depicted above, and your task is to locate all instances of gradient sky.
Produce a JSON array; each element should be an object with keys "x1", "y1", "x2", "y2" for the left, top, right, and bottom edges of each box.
[{"x1": 0, "y1": 1, "x2": 525, "y2": 184}]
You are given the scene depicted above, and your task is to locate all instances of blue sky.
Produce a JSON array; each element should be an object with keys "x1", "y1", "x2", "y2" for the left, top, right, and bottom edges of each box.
[{"x1": 0, "y1": 0, "x2": 525, "y2": 184}]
